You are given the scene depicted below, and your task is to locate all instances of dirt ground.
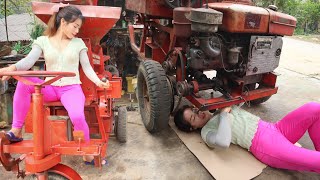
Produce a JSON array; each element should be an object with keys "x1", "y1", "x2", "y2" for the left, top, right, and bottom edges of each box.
[
  {"x1": 1, "y1": 36, "x2": 320, "y2": 179},
  {"x1": 291, "y1": 34, "x2": 320, "y2": 44}
]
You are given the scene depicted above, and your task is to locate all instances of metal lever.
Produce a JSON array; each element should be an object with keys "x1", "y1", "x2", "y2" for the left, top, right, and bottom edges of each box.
[
  {"x1": 101, "y1": 77, "x2": 107, "y2": 83},
  {"x1": 215, "y1": 86, "x2": 232, "y2": 100},
  {"x1": 101, "y1": 77, "x2": 108, "y2": 102}
]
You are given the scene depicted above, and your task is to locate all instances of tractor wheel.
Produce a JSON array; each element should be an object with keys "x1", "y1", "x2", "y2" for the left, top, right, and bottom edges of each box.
[
  {"x1": 115, "y1": 106, "x2": 127, "y2": 143},
  {"x1": 246, "y1": 83, "x2": 271, "y2": 105},
  {"x1": 250, "y1": 96, "x2": 271, "y2": 105},
  {"x1": 46, "y1": 172, "x2": 68, "y2": 180},
  {"x1": 33, "y1": 164, "x2": 81, "y2": 180},
  {"x1": 34, "y1": 173, "x2": 68, "y2": 180},
  {"x1": 137, "y1": 60, "x2": 172, "y2": 133}
]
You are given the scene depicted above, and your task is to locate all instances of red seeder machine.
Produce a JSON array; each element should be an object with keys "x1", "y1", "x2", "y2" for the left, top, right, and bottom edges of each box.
[{"x1": 0, "y1": 0, "x2": 126, "y2": 179}]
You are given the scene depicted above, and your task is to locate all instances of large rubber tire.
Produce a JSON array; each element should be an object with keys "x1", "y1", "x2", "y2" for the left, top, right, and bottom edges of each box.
[
  {"x1": 137, "y1": 60, "x2": 172, "y2": 133},
  {"x1": 115, "y1": 106, "x2": 127, "y2": 143}
]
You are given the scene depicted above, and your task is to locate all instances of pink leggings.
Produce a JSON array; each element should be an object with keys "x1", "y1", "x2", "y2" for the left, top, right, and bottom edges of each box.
[
  {"x1": 12, "y1": 78, "x2": 90, "y2": 141},
  {"x1": 250, "y1": 102, "x2": 320, "y2": 173}
]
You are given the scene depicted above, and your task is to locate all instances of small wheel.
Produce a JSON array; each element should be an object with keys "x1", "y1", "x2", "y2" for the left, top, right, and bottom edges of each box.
[
  {"x1": 246, "y1": 83, "x2": 271, "y2": 105},
  {"x1": 115, "y1": 106, "x2": 127, "y2": 143},
  {"x1": 47, "y1": 172, "x2": 68, "y2": 180},
  {"x1": 33, "y1": 164, "x2": 81, "y2": 180},
  {"x1": 105, "y1": 65, "x2": 120, "y2": 77},
  {"x1": 33, "y1": 172, "x2": 68, "y2": 180}
]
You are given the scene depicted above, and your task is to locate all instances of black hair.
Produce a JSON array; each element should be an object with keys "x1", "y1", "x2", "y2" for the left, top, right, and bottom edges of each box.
[
  {"x1": 174, "y1": 105, "x2": 194, "y2": 132},
  {"x1": 44, "y1": 6, "x2": 85, "y2": 37}
]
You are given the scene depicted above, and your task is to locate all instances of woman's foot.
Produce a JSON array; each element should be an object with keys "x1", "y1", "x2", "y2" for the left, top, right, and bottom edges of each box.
[
  {"x1": 4, "y1": 128, "x2": 23, "y2": 143},
  {"x1": 9, "y1": 128, "x2": 22, "y2": 138},
  {"x1": 83, "y1": 156, "x2": 107, "y2": 165}
]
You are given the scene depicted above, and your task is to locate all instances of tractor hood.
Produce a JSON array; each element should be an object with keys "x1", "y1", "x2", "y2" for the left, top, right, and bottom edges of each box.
[{"x1": 208, "y1": 3, "x2": 297, "y2": 36}]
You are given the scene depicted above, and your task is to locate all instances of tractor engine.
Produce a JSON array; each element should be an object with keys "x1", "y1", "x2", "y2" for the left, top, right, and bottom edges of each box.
[
  {"x1": 187, "y1": 32, "x2": 283, "y2": 76},
  {"x1": 187, "y1": 32, "x2": 284, "y2": 80},
  {"x1": 163, "y1": 3, "x2": 296, "y2": 98}
]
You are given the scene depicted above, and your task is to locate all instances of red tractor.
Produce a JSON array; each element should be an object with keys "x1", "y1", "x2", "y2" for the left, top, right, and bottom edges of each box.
[
  {"x1": 0, "y1": 1, "x2": 126, "y2": 179},
  {"x1": 125, "y1": 0, "x2": 296, "y2": 132}
]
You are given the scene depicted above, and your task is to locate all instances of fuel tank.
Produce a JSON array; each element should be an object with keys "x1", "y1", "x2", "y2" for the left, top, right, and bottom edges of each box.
[{"x1": 208, "y1": 3, "x2": 296, "y2": 36}]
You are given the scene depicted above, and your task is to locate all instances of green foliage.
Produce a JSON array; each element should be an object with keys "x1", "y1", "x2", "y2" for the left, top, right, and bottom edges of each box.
[
  {"x1": 12, "y1": 41, "x2": 31, "y2": 55},
  {"x1": 29, "y1": 23, "x2": 45, "y2": 40},
  {"x1": 0, "y1": 0, "x2": 32, "y2": 17},
  {"x1": 254, "y1": 0, "x2": 320, "y2": 34},
  {"x1": 11, "y1": 23, "x2": 45, "y2": 55}
]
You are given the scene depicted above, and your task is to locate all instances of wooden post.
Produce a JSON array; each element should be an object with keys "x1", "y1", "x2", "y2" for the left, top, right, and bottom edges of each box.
[
  {"x1": 0, "y1": 80, "x2": 13, "y2": 125},
  {"x1": 0, "y1": 94, "x2": 13, "y2": 125}
]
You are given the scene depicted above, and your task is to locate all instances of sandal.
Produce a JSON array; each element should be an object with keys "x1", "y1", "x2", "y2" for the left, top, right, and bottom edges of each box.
[
  {"x1": 84, "y1": 158, "x2": 108, "y2": 166},
  {"x1": 5, "y1": 131, "x2": 23, "y2": 143}
]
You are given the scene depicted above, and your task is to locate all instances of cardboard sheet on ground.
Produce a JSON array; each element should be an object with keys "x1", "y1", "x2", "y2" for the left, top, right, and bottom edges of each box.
[{"x1": 169, "y1": 120, "x2": 267, "y2": 180}]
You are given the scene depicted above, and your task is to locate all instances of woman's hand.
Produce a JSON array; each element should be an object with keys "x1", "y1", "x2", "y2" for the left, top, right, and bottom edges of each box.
[
  {"x1": 96, "y1": 80, "x2": 110, "y2": 88},
  {"x1": 0, "y1": 65, "x2": 16, "y2": 81},
  {"x1": 221, "y1": 106, "x2": 232, "y2": 113}
]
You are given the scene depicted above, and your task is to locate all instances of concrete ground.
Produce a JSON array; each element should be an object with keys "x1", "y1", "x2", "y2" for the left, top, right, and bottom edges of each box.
[{"x1": 1, "y1": 37, "x2": 320, "y2": 179}]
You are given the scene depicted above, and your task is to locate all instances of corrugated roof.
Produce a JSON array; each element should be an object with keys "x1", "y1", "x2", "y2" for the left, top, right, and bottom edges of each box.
[{"x1": 0, "y1": 13, "x2": 34, "y2": 42}]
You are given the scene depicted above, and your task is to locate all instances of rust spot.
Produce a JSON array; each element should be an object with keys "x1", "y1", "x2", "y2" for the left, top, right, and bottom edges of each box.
[{"x1": 244, "y1": 13, "x2": 261, "y2": 29}]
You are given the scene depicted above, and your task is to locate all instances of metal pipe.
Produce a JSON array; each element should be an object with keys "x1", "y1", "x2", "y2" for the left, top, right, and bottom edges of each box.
[
  {"x1": 200, "y1": 37, "x2": 221, "y2": 58},
  {"x1": 4, "y1": 0, "x2": 9, "y2": 42},
  {"x1": 33, "y1": 85, "x2": 44, "y2": 160},
  {"x1": 176, "y1": 50, "x2": 185, "y2": 81}
]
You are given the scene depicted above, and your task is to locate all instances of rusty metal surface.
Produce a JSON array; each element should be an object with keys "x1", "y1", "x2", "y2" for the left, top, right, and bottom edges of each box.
[
  {"x1": 208, "y1": 2, "x2": 296, "y2": 35},
  {"x1": 267, "y1": 9, "x2": 297, "y2": 36},
  {"x1": 222, "y1": 0, "x2": 252, "y2": 5},
  {"x1": 208, "y1": 3, "x2": 269, "y2": 33},
  {"x1": 125, "y1": 0, "x2": 173, "y2": 18},
  {"x1": 51, "y1": 0, "x2": 98, "y2": 6},
  {"x1": 187, "y1": 86, "x2": 278, "y2": 111},
  {"x1": 189, "y1": 8, "x2": 223, "y2": 25},
  {"x1": 32, "y1": 1, "x2": 121, "y2": 45}
]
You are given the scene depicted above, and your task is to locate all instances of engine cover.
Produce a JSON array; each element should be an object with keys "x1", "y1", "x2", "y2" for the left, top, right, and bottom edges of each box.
[
  {"x1": 208, "y1": 3, "x2": 296, "y2": 36},
  {"x1": 246, "y1": 36, "x2": 283, "y2": 76}
]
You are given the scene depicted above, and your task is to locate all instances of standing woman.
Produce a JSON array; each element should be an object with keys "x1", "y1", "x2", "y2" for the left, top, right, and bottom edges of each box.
[{"x1": 0, "y1": 6, "x2": 109, "y2": 163}]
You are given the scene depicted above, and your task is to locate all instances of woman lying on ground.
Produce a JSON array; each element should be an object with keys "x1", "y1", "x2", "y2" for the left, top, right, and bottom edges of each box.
[{"x1": 174, "y1": 102, "x2": 320, "y2": 173}]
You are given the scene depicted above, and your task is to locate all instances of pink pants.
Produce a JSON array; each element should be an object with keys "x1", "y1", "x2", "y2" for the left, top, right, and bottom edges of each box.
[
  {"x1": 12, "y1": 78, "x2": 90, "y2": 141},
  {"x1": 250, "y1": 102, "x2": 320, "y2": 173}
]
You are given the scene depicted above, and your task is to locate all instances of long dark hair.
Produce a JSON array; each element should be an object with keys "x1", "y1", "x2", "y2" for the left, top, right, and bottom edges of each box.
[
  {"x1": 174, "y1": 105, "x2": 194, "y2": 132},
  {"x1": 44, "y1": 6, "x2": 84, "y2": 37}
]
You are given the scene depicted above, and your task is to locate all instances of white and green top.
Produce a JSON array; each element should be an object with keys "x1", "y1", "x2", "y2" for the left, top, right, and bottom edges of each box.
[
  {"x1": 15, "y1": 36, "x2": 100, "y2": 86},
  {"x1": 201, "y1": 106, "x2": 260, "y2": 150}
]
